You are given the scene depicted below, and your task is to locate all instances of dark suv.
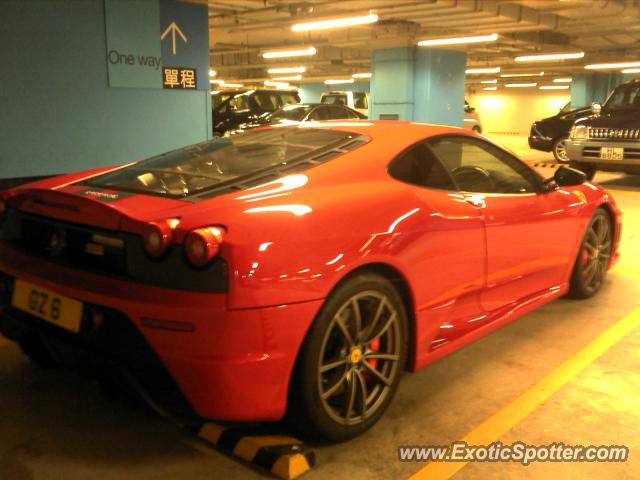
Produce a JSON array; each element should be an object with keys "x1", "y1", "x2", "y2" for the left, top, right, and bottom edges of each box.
[
  {"x1": 566, "y1": 78, "x2": 640, "y2": 179},
  {"x1": 528, "y1": 102, "x2": 590, "y2": 162},
  {"x1": 212, "y1": 89, "x2": 300, "y2": 135}
]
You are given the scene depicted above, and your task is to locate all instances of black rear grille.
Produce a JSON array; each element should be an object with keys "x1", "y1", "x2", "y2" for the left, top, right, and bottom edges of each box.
[
  {"x1": 583, "y1": 146, "x2": 640, "y2": 160},
  {"x1": 18, "y1": 215, "x2": 127, "y2": 276},
  {"x1": 0, "y1": 209, "x2": 228, "y2": 293}
]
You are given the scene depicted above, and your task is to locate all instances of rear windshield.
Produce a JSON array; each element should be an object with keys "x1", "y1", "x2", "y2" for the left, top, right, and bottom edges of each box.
[
  {"x1": 322, "y1": 94, "x2": 347, "y2": 105},
  {"x1": 605, "y1": 83, "x2": 640, "y2": 110},
  {"x1": 84, "y1": 128, "x2": 365, "y2": 199},
  {"x1": 268, "y1": 105, "x2": 312, "y2": 122}
]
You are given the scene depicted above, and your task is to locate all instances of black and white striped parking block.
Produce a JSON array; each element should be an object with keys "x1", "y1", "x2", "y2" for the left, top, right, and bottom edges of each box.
[{"x1": 198, "y1": 423, "x2": 315, "y2": 479}]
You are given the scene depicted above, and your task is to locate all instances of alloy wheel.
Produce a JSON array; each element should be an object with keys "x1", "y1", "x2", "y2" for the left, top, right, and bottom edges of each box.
[
  {"x1": 317, "y1": 291, "x2": 401, "y2": 426},
  {"x1": 580, "y1": 214, "x2": 611, "y2": 291},
  {"x1": 554, "y1": 138, "x2": 569, "y2": 162}
]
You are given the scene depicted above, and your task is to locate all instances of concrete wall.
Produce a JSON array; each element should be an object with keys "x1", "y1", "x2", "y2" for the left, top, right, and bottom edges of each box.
[
  {"x1": 468, "y1": 89, "x2": 570, "y2": 136},
  {"x1": 0, "y1": 0, "x2": 211, "y2": 179}
]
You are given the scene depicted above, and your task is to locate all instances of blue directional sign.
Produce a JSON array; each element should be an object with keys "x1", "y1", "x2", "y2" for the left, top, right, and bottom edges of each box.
[
  {"x1": 104, "y1": 0, "x2": 208, "y2": 90},
  {"x1": 160, "y1": 0, "x2": 209, "y2": 91}
]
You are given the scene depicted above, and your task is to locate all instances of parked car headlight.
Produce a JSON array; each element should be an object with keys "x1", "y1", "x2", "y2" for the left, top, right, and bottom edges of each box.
[{"x1": 570, "y1": 125, "x2": 588, "y2": 140}]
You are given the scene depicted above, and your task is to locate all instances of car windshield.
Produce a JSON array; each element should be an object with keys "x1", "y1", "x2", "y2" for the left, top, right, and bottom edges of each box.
[
  {"x1": 604, "y1": 83, "x2": 640, "y2": 110},
  {"x1": 84, "y1": 128, "x2": 364, "y2": 198},
  {"x1": 322, "y1": 94, "x2": 347, "y2": 106},
  {"x1": 267, "y1": 105, "x2": 313, "y2": 122}
]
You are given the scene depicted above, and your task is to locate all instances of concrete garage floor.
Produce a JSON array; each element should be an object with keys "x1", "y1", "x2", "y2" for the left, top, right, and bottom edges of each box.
[{"x1": 2, "y1": 138, "x2": 640, "y2": 480}]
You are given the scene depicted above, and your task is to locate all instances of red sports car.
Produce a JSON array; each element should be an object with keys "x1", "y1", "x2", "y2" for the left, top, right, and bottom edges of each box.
[{"x1": 0, "y1": 121, "x2": 621, "y2": 441}]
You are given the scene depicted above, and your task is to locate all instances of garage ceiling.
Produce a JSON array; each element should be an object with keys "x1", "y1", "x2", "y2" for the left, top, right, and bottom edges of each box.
[{"x1": 193, "y1": 0, "x2": 640, "y2": 86}]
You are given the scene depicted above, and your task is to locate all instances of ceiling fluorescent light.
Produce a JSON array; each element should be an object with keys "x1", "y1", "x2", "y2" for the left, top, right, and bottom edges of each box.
[
  {"x1": 483, "y1": 86, "x2": 497, "y2": 91},
  {"x1": 539, "y1": 85, "x2": 570, "y2": 90},
  {"x1": 262, "y1": 47, "x2": 317, "y2": 59},
  {"x1": 418, "y1": 33, "x2": 498, "y2": 47},
  {"x1": 352, "y1": 72, "x2": 372, "y2": 78},
  {"x1": 480, "y1": 79, "x2": 498, "y2": 84},
  {"x1": 272, "y1": 75, "x2": 302, "y2": 81},
  {"x1": 208, "y1": 69, "x2": 216, "y2": 77},
  {"x1": 264, "y1": 80, "x2": 290, "y2": 88},
  {"x1": 585, "y1": 61, "x2": 640, "y2": 70},
  {"x1": 292, "y1": 13, "x2": 378, "y2": 32},
  {"x1": 220, "y1": 82, "x2": 243, "y2": 88},
  {"x1": 324, "y1": 78, "x2": 355, "y2": 85},
  {"x1": 505, "y1": 83, "x2": 537, "y2": 87},
  {"x1": 465, "y1": 67, "x2": 501, "y2": 74},
  {"x1": 553, "y1": 77, "x2": 572, "y2": 83},
  {"x1": 622, "y1": 68, "x2": 640, "y2": 73},
  {"x1": 209, "y1": 90, "x2": 220, "y2": 95},
  {"x1": 500, "y1": 72, "x2": 544, "y2": 78},
  {"x1": 515, "y1": 52, "x2": 584, "y2": 62},
  {"x1": 267, "y1": 66, "x2": 306, "y2": 74},
  {"x1": 209, "y1": 79, "x2": 223, "y2": 84}
]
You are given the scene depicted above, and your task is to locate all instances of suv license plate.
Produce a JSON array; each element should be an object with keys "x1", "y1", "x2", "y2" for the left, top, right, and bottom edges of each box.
[{"x1": 600, "y1": 147, "x2": 624, "y2": 160}]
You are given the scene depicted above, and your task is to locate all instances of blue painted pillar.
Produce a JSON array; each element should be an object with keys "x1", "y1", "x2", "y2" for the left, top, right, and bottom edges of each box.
[
  {"x1": 571, "y1": 72, "x2": 630, "y2": 108},
  {"x1": 370, "y1": 48, "x2": 415, "y2": 120},
  {"x1": 370, "y1": 47, "x2": 466, "y2": 126},
  {"x1": 298, "y1": 82, "x2": 326, "y2": 103}
]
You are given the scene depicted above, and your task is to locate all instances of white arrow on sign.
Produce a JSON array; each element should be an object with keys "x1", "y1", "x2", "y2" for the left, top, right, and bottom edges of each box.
[{"x1": 161, "y1": 21, "x2": 187, "y2": 55}]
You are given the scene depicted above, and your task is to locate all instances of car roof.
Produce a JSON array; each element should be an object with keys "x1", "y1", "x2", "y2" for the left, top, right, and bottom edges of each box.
[
  {"x1": 214, "y1": 89, "x2": 300, "y2": 95},
  {"x1": 280, "y1": 120, "x2": 468, "y2": 143}
]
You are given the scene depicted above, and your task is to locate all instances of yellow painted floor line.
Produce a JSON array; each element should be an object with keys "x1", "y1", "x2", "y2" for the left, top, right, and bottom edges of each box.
[{"x1": 409, "y1": 306, "x2": 640, "y2": 480}]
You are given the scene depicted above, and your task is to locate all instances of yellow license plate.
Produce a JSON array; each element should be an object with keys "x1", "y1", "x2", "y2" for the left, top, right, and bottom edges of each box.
[
  {"x1": 600, "y1": 147, "x2": 624, "y2": 160},
  {"x1": 11, "y1": 280, "x2": 83, "y2": 333}
]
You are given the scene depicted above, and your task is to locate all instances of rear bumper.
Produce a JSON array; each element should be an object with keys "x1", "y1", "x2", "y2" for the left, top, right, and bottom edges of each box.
[{"x1": 0, "y1": 243, "x2": 322, "y2": 422}]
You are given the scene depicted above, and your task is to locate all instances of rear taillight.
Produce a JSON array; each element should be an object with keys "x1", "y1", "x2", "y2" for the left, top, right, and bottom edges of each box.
[
  {"x1": 142, "y1": 219, "x2": 179, "y2": 258},
  {"x1": 184, "y1": 227, "x2": 225, "y2": 267}
]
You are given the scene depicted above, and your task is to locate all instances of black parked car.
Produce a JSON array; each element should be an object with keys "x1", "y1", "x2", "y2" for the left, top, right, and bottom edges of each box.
[
  {"x1": 528, "y1": 102, "x2": 590, "y2": 162},
  {"x1": 230, "y1": 103, "x2": 366, "y2": 134},
  {"x1": 566, "y1": 78, "x2": 640, "y2": 180},
  {"x1": 212, "y1": 89, "x2": 301, "y2": 135}
]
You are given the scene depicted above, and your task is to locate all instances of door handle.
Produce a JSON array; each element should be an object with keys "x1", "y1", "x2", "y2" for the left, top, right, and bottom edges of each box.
[{"x1": 465, "y1": 197, "x2": 486, "y2": 208}]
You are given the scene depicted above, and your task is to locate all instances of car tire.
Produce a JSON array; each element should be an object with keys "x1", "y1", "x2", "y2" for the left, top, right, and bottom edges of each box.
[
  {"x1": 552, "y1": 136, "x2": 569, "y2": 163},
  {"x1": 567, "y1": 208, "x2": 612, "y2": 299},
  {"x1": 569, "y1": 161, "x2": 596, "y2": 181},
  {"x1": 288, "y1": 272, "x2": 408, "y2": 442},
  {"x1": 18, "y1": 335, "x2": 58, "y2": 367}
]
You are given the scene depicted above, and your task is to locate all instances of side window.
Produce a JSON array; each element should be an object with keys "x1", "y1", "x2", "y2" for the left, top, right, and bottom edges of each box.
[
  {"x1": 253, "y1": 91, "x2": 279, "y2": 111},
  {"x1": 312, "y1": 106, "x2": 331, "y2": 121},
  {"x1": 353, "y1": 92, "x2": 367, "y2": 109},
  {"x1": 388, "y1": 143, "x2": 456, "y2": 190},
  {"x1": 325, "y1": 106, "x2": 349, "y2": 120},
  {"x1": 279, "y1": 93, "x2": 299, "y2": 106},
  {"x1": 428, "y1": 137, "x2": 539, "y2": 194},
  {"x1": 223, "y1": 94, "x2": 249, "y2": 112},
  {"x1": 344, "y1": 108, "x2": 359, "y2": 119}
]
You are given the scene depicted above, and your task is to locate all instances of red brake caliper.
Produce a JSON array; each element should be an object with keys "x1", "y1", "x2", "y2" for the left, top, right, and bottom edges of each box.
[
  {"x1": 366, "y1": 338, "x2": 380, "y2": 371},
  {"x1": 581, "y1": 248, "x2": 589, "y2": 268}
]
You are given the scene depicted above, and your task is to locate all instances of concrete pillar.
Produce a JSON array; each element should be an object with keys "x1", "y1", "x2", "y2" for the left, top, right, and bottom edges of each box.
[
  {"x1": 370, "y1": 47, "x2": 466, "y2": 126},
  {"x1": 570, "y1": 72, "x2": 632, "y2": 108},
  {"x1": 298, "y1": 83, "x2": 326, "y2": 103}
]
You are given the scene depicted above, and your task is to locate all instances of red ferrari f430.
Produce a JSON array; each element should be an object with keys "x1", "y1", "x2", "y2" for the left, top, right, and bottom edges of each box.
[{"x1": 0, "y1": 121, "x2": 621, "y2": 441}]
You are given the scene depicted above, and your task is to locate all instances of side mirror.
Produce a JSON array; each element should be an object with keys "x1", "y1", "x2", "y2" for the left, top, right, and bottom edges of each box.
[
  {"x1": 554, "y1": 166, "x2": 586, "y2": 187},
  {"x1": 591, "y1": 102, "x2": 602, "y2": 115}
]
